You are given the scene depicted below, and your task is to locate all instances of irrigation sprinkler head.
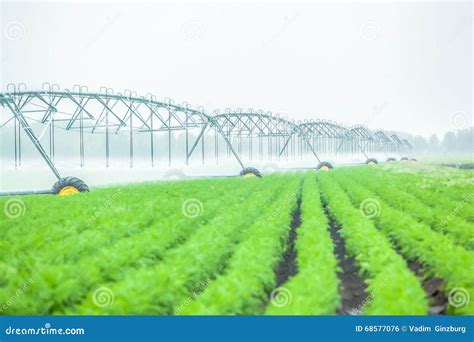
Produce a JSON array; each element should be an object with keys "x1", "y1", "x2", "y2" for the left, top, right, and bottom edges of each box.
[{"x1": 42, "y1": 82, "x2": 51, "y2": 91}]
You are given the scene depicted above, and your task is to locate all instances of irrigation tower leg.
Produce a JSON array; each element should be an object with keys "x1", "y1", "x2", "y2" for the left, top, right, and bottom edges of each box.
[
  {"x1": 6, "y1": 102, "x2": 62, "y2": 180},
  {"x1": 210, "y1": 121, "x2": 245, "y2": 169}
]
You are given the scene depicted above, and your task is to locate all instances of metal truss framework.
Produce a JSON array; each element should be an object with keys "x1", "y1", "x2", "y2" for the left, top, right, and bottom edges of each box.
[{"x1": 0, "y1": 84, "x2": 413, "y2": 180}]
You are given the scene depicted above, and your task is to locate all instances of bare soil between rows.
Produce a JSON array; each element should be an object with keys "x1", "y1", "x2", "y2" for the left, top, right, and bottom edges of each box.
[
  {"x1": 405, "y1": 259, "x2": 448, "y2": 315},
  {"x1": 274, "y1": 195, "x2": 301, "y2": 287},
  {"x1": 324, "y1": 206, "x2": 368, "y2": 315}
]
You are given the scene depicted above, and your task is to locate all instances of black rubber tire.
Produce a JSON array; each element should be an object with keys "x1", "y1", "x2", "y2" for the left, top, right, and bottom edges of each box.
[
  {"x1": 401, "y1": 157, "x2": 409, "y2": 161},
  {"x1": 51, "y1": 177, "x2": 89, "y2": 195},
  {"x1": 410, "y1": 158, "x2": 417, "y2": 162},
  {"x1": 387, "y1": 157, "x2": 396, "y2": 162},
  {"x1": 239, "y1": 167, "x2": 262, "y2": 178},
  {"x1": 365, "y1": 158, "x2": 378, "y2": 165},
  {"x1": 316, "y1": 161, "x2": 334, "y2": 171}
]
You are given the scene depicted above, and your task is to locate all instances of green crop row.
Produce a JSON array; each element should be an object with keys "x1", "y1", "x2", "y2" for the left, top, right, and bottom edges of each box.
[
  {"x1": 265, "y1": 172, "x2": 340, "y2": 315},
  {"x1": 346, "y1": 167, "x2": 474, "y2": 250},
  {"x1": 181, "y1": 174, "x2": 302, "y2": 315},
  {"x1": 332, "y1": 170, "x2": 474, "y2": 315},
  {"x1": 74, "y1": 174, "x2": 291, "y2": 314},
  {"x1": 0, "y1": 178, "x2": 261, "y2": 314},
  {"x1": 379, "y1": 165, "x2": 474, "y2": 222},
  {"x1": 317, "y1": 172, "x2": 428, "y2": 314}
]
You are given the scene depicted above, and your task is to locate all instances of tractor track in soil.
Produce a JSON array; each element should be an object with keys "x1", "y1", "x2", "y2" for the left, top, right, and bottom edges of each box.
[{"x1": 324, "y1": 205, "x2": 368, "y2": 315}]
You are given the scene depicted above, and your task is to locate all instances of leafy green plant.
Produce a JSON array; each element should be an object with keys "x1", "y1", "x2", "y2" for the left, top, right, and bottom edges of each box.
[
  {"x1": 317, "y1": 171, "x2": 428, "y2": 315},
  {"x1": 333, "y1": 169, "x2": 474, "y2": 315},
  {"x1": 265, "y1": 173, "x2": 340, "y2": 315}
]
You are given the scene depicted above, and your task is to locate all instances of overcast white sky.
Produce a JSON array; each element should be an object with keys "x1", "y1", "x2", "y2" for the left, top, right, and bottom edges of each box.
[{"x1": 1, "y1": 0, "x2": 472, "y2": 138}]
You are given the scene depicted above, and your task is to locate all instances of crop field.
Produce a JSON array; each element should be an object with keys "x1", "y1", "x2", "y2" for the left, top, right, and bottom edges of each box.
[{"x1": 0, "y1": 163, "x2": 473, "y2": 315}]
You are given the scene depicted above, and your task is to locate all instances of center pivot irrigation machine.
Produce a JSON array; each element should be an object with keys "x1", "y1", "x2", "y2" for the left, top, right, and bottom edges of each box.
[{"x1": 0, "y1": 83, "x2": 414, "y2": 195}]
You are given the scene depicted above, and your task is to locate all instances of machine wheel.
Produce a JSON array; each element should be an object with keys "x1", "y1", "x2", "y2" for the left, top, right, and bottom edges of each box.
[
  {"x1": 401, "y1": 157, "x2": 409, "y2": 161},
  {"x1": 52, "y1": 177, "x2": 89, "y2": 196},
  {"x1": 316, "y1": 161, "x2": 334, "y2": 171},
  {"x1": 365, "y1": 158, "x2": 378, "y2": 165},
  {"x1": 240, "y1": 167, "x2": 262, "y2": 178},
  {"x1": 410, "y1": 158, "x2": 417, "y2": 162},
  {"x1": 387, "y1": 157, "x2": 396, "y2": 162}
]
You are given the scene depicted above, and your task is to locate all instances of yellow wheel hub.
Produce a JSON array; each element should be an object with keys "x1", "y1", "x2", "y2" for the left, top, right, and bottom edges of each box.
[
  {"x1": 59, "y1": 186, "x2": 80, "y2": 196},
  {"x1": 319, "y1": 165, "x2": 330, "y2": 171},
  {"x1": 243, "y1": 173, "x2": 257, "y2": 178},
  {"x1": 368, "y1": 161, "x2": 375, "y2": 166}
]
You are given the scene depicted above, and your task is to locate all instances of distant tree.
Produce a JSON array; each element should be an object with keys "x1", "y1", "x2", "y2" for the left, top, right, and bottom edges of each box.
[
  {"x1": 428, "y1": 134, "x2": 440, "y2": 152},
  {"x1": 441, "y1": 131, "x2": 456, "y2": 152}
]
